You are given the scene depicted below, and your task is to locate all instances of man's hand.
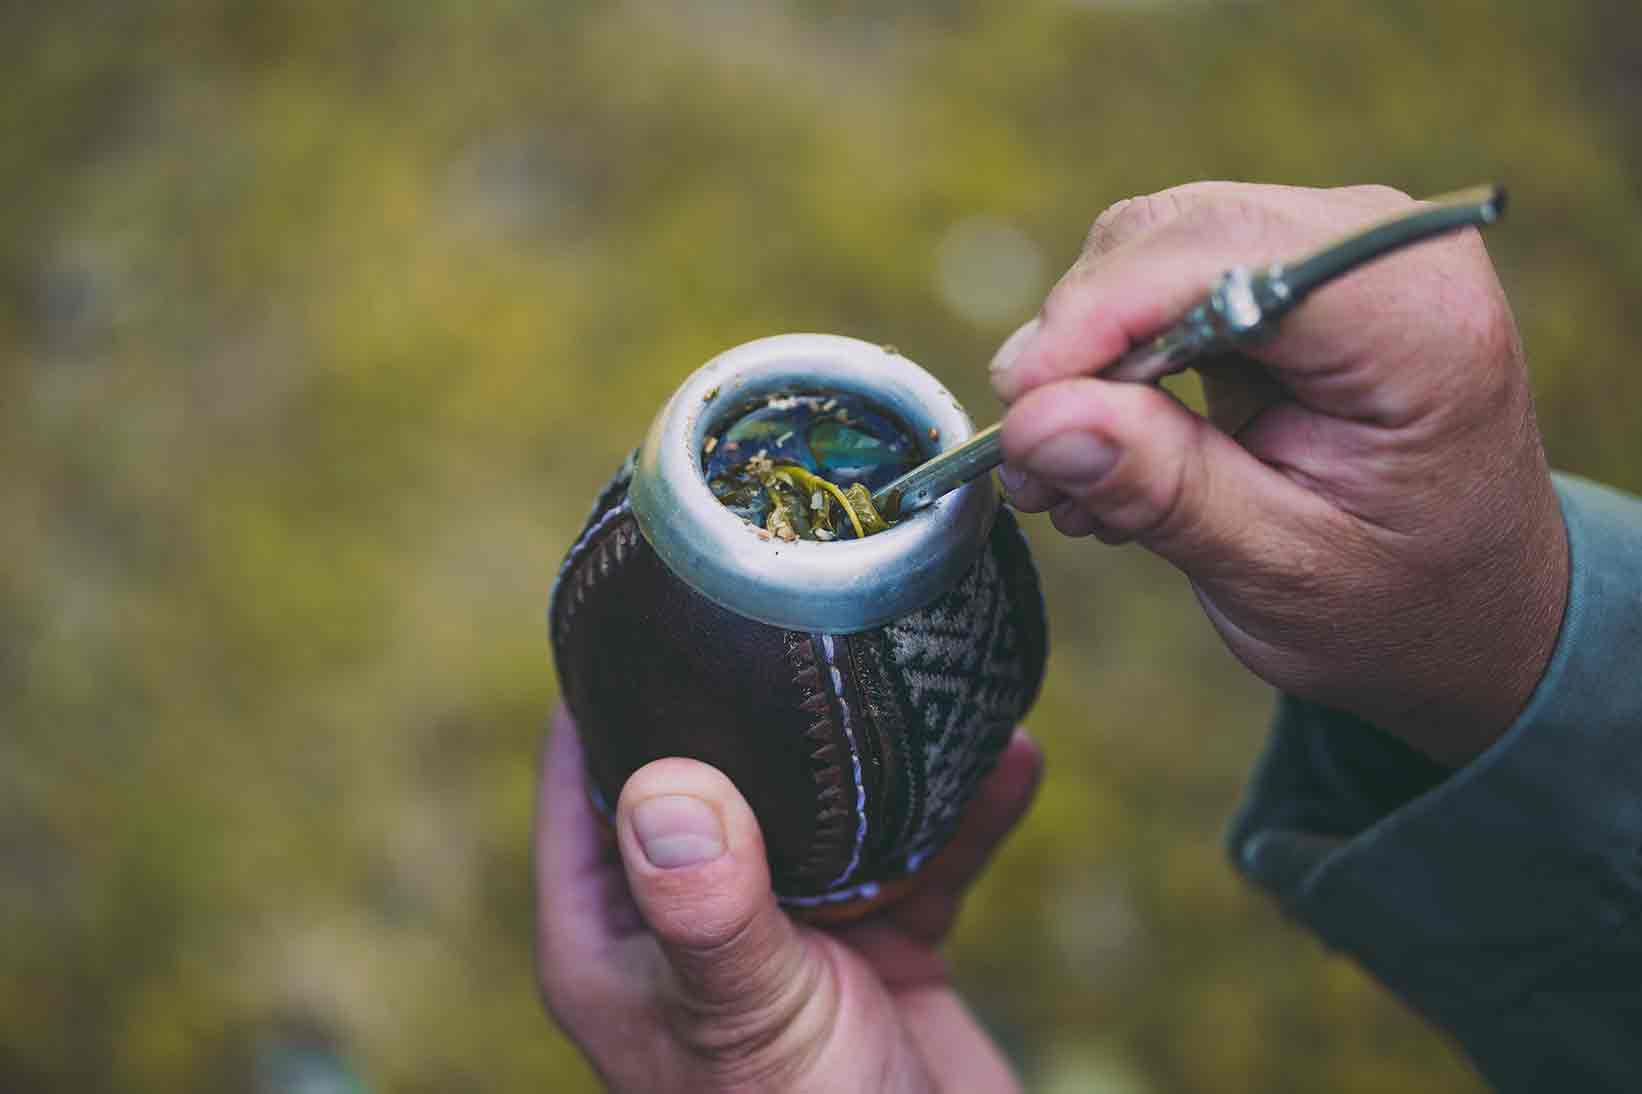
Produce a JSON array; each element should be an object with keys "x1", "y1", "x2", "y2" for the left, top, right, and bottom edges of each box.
[
  {"x1": 536, "y1": 706, "x2": 1040, "y2": 1093},
  {"x1": 991, "y1": 182, "x2": 1569, "y2": 765}
]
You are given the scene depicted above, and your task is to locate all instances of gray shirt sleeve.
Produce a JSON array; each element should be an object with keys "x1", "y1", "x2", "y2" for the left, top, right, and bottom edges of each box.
[{"x1": 1228, "y1": 474, "x2": 1642, "y2": 1092}]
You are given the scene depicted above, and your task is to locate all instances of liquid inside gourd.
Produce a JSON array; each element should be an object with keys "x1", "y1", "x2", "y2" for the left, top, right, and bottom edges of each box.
[{"x1": 703, "y1": 392, "x2": 922, "y2": 541}]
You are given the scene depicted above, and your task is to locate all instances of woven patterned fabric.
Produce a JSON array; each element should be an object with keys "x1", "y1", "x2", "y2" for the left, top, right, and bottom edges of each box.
[{"x1": 884, "y1": 520, "x2": 1040, "y2": 873}]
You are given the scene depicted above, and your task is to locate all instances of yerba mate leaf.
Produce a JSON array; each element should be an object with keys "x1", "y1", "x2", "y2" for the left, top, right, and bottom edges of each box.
[{"x1": 843, "y1": 483, "x2": 892, "y2": 536}]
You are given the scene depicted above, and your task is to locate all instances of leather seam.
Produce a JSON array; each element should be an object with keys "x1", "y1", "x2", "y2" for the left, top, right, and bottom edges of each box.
[
  {"x1": 550, "y1": 502, "x2": 635, "y2": 648},
  {"x1": 781, "y1": 633, "x2": 856, "y2": 892},
  {"x1": 817, "y1": 634, "x2": 868, "y2": 891}
]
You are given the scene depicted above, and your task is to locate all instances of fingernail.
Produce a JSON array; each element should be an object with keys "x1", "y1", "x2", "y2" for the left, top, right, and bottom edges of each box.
[
  {"x1": 1024, "y1": 432, "x2": 1118, "y2": 486},
  {"x1": 989, "y1": 317, "x2": 1040, "y2": 375},
  {"x1": 998, "y1": 465, "x2": 1028, "y2": 501},
  {"x1": 632, "y1": 795, "x2": 725, "y2": 869}
]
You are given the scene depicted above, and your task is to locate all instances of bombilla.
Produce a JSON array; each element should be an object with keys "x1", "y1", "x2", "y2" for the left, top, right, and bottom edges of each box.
[{"x1": 874, "y1": 183, "x2": 1508, "y2": 519}]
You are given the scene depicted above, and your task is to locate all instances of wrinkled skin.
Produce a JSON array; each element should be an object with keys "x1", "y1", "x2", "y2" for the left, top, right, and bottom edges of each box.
[
  {"x1": 993, "y1": 182, "x2": 1567, "y2": 765},
  {"x1": 536, "y1": 707, "x2": 1040, "y2": 1093}
]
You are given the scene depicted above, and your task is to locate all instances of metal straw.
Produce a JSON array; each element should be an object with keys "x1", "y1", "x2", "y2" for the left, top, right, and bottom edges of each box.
[{"x1": 873, "y1": 184, "x2": 1507, "y2": 519}]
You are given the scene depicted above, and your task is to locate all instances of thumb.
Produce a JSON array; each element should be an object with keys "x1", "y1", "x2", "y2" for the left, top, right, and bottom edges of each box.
[
  {"x1": 1001, "y1": 376, "x2": 1326, "y2": 575},
  {"x1": 615, "y1": 757, "x2": 820, "y2": 1018}
]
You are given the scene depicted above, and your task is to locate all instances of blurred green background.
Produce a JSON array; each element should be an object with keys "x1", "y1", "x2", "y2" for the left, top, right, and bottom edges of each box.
[{"x1": 5, "y1": 1, "x2": 1640, "y2": 1090}]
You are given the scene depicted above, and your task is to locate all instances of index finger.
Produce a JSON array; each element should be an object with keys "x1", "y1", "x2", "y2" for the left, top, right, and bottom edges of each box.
[
  {"x1": 990, "y1": 183, "x2": 1453, "y2": 427},
  {"x1": 991, "y1": 183, "x2": 1327, "y2": 405}
]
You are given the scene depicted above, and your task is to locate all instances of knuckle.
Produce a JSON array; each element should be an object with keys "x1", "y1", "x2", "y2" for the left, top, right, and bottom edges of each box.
[
  {"x1": 1083, "y1": 187, "x2": 1202, "y2": 256},
  {"x1": 1083, "y1": 196, "x2": 1136, "y2": 253},
  {"x1": 671, "y1": 940, "x2": 834, "y2": 1085},
  {"x1": 1135, "y1": 187, "x2": 1191, "y2": 227},
  {"x1": 647, "y1": 874, "x2": 758, "y2": 954},
  {"x1": 671, "y1": 898, "x2": 759, "y2": 961},
  {"x1": 1341, "y1": 182, "x2": 1416, "y2": 209},
  {"x1": 1110, "y1": 456, "x2": 1190, "y2": 541},
  {"x1": 674, "y1": 1009, "x2": 801, "y2": 1085},
  {"x1": 1461, "y1": 285, "x2": 1522, "y2": 410},
  {"x1": 1061, "y1": 184, "x2": 1235, "y2": 322},
  {"x1": 1080, "y1": 390, "x2": 1200, "y2": 544},
  {"x1": 1464, "y1": 279, "x2": 1514, "y2": 355}
]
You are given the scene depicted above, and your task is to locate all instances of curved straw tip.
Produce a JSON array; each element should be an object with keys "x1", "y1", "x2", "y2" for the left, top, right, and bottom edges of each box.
[{"x1": 1482, "y1": 183, "x2": 1508, "y2": 223}]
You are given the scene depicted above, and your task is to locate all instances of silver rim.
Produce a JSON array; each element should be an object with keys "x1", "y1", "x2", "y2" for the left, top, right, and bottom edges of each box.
[{"x1": 628, "y1": 333, "x2": 998, "y2": 634}]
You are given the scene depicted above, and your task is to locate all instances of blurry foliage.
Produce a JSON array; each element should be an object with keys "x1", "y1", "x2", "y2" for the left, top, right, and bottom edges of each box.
[{"x1": 3, "y1": 0, "x2": 1640, "y2": 1090}]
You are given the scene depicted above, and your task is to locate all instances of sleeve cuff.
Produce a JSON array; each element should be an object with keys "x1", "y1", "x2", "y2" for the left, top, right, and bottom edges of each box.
[{"x1": 1229, "y1": 473, "x2": 1642, "y2": 1028}]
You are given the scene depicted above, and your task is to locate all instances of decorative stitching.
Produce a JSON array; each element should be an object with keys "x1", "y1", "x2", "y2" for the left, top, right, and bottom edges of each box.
[
  {"x1": 550, "y1": 500, "x2": 633, "y2": 642},
  {"x1": 548, "y1": 452, "x2": 637, "y2": 615},
  {"x1": 780, "y1": 879, "x2": 882, "y2": 908},
  {"x1": 554, "y1": 497, "x2": 632, "y2": 591},
  {"x1": 818, "y1": 633, "x2": 868, "y2": 891},
  {"x1": 783, "y1": 634, "x2": 856, "y2": 891},
  {"x1": 849, "y1": 629, "x2": 922, "y2": 866}
]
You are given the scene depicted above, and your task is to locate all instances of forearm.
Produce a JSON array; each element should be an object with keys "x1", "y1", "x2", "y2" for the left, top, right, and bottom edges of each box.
[{"x1": 1231, "y1": 474, "x2": 1642, "y2": 1090}]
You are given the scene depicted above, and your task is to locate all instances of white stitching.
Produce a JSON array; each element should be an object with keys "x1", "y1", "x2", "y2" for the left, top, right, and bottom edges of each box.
[
  {"x1": 818, "y1": 633, "x2": 868, "y2": 891},
  {"x1": 550, "y1": 498, "x2": 632, "y2": 607},
  {"x1": 780, "y1": 879, "x2": 881, "y2": 908}
]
